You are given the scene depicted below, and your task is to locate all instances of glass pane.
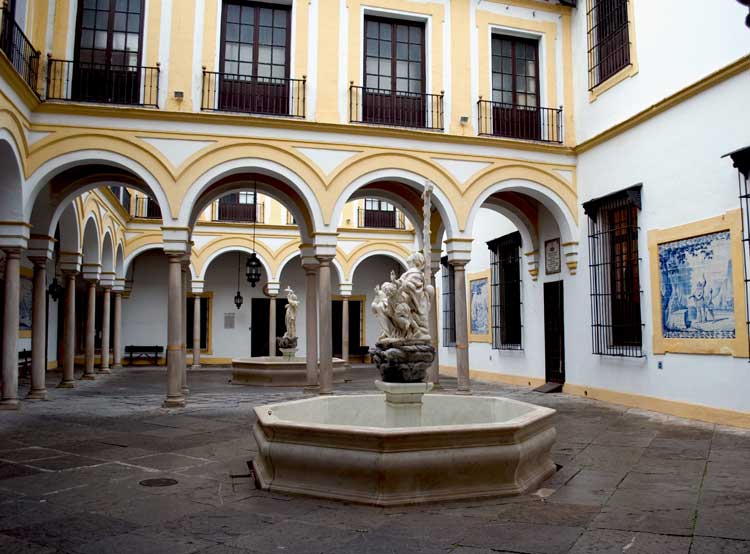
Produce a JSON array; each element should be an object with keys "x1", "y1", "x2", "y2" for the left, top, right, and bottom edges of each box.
[
  {"x1": 272, "y1": 46, "x2": 285, "y2": 64},
  {"x1": 85, "y1": 0, "x2": 97, "y2": 8},
  {"x1": 224, "y1": 61, "x2": 238, "y2": 74},
  {"x1": 379, "y1": 24, "x2": 391, "y2": 40},
  {"x1": 82, "y1": 10, "x2": 95, "y2": 28},
  {"x1": 241, "y1": 7, "x2": 253, "y2": 24},
  {"x1": 96, "y1": 11, "x2": 109, "y2": 29},
  {"x1": 257, "y1": 63, "x2": 270, "y2": 77},
  {"x1": 126, "y1": 33, "x2": 138, "y2": 51},
  {"x1": 272, "y1": 65, "x2": 285, "y2": 79},
  {"x1": 379, "y1": 59, "x2": 391, "y2": 76},
  {"x1": 98, "y1": 0, "x2": 109, "y2": 9},
  {"x1": 275, "y1": 9, "x2": 287, "y2": 26},
  {"x1": 273, "y1": 28, "x2": 286, "y2": 45},
  {"x1": 366, "y1": 20, "x2": 378, "y2": 38},
  {"x1": 226, "y1": 43, "x2": 238, "y2": 61},
  {"x1": 516, "y1": 75, "x2": 526, "y2": 92},
  {"x1": 527, "y1": 60, "x2": 536, "y2": 77},
  {"x1": 397, "y1": 25, "x2": 408, "y2": 42},
  {"x1": 396, "y1": 78, "x2": 408, "y2": 92},
  {"x1": 409, "y1": 26, "x2": 421, "y2": 43},
  {"x1": 501, "y1": 41, "x2": 511, "y2": 56},
  {"x1": 492, "y1": 90, "x2": 502, "y2": 103},
  {"x1": 240, "y1": 25, "x2": 252, "y2": 43},
  {"x1": 527, "y1": 95, "x2": 537, "y2": 107},
  {"x1": 409, "y1": 62, "x2": 420, "y2": 79},
  {"x1": 81, "y1": 30, "x2": 94, "y2": 48},
  {"x1": 366, "y1": 75, "x2": 378, "y2": 88},
  {"x1": 226, "y1": 4, "x2": 240, "y2": 23},
  {"x1": 95, "y1": 30, "x2": 108, "y2": 49},
  {"x1": 365, "y1": 56, "x2": 377, "y2": 74},
  {"x1": 259, "y1": 27, "x2": 272, "y2": 45},
  {"x1": 239, "y1": 44, "x2": 251, "y2": 62},
  {"x1": 379, "y1": 76, "x2": 390, "y2": 90},
  {"x1": 502, "y1": 91, "x2": 512, "y2": 103},
  {"x1": 527, "y1": 78, "x2": 536, "y2": 93},
  {"x1": 527, "y1": 44, "x2": 536, "y2": 59},
  {"x1": 502, "y1": 74, "x2": 511, "y2": 91},
  {"x1": 258, "y1": 45, "x2": 271, "y2": 63},
  {"x1": 128, "y1": 14, "x2": 140, "y2": 33},
  {"x1": 409, "y1": 44, "x2": 421, "y2": 61},
  {"x1": 128, "y1": 0, "x2": 140, "y2": 13},
  {"x1": 396, "y1": 43, "x2": 407, "y2": 60},
  {"x1": 408, "y1": 79, "x2": 420, "y2": 93},
  {"x1": 367, "y1": 39, "x2": 378, "y2": 56},
  {"x1": 260, "y1": 8, "x2": 273, "y2": 26},
  {"x1": 502, "y1": 57, "x2": 511, "y2": 73},
  {"x1": 379, "y1": 41, "x2": 390, "y2": 58},
  {"x1": 226, "y1": 23, "x2": 238, "y2": 41},
  {"x1": 492, "y1": 55, "x2": 500, "y2": 72},
  {"x1": 492, "y1": 74, "x2": 502, "y2": 90},
  {"x1": 396, "y1": 60, "x2": 407, "y2": 78},
  {"x1": 516, "y1": 93, "x2": 527, "y2": 106}
]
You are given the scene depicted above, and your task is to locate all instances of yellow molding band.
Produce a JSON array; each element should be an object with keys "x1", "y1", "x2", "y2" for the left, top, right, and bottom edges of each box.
[
  {"x1": 439, "y1": 365, "x2": 545, "y2": 389},
  {"x1": 577, "y1": 55, "x2": 750, "y2": 154}
]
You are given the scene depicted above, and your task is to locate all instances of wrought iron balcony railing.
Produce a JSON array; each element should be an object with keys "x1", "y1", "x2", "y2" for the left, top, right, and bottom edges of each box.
[
  {"x1": 349, "y1": 84, "x2": 444, "y2": 131},
  {"x1": 0, "y1": 5, "x2": 40, "y2": 94},
  {"x1": 213, "y1": 202, "x2": 264, "y2": 224},
  {"x1": 477, "y1": 100, "x2": 563, "y2": 144},
  {"x1": 133, "y1": 197, "x2": 161, "y2": 220},
  {"x1": 357, "y1": 208, "x2": 406, "y2": 230},
  {"x1": 201, "y1": 70, "x2": 305, "y2": 118},
  {"x1": 46, "y1": 58, "x2": 160, "y2": 107}
]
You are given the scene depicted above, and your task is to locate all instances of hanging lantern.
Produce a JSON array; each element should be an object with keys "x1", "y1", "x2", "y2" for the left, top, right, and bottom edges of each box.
[
  {"x1": 234, "y1": 251, "x2": 244, "y2": 309},
  {"x1": 47, "y1": 276, "x2": 64, "y2": 302},
  {"x1": 245, "y1": 252, "x2": 262, "y2": 287},
  {"x1": 234, "y1": 289, "x2": 244, "y2": 310}
]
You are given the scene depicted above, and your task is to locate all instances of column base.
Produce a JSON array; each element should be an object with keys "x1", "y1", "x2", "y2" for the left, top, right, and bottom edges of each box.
[
  {"x1": 111, "y1": 364, "x2": 122, "y2": 370},
  {"x1": 191, "y1": 364, "x2": 201, "y2": 370},
  {"x1": 81, "y1": 374, "x2": 96, "y2": 380},
  {"x1": 181, "y1": 387, "x2": 190, "y2": 395},
  {"x1": 317, "y1": 390, "x2": 334, "y2": 396},
  {"x1": 162, "y1": 396, "x2": 186, "y2": 408},
  {"x1": 57, "y1": 380, "x2": 75, "y2": 389},
  {"x1": 304, "y1": 385, "x2": 319, "y2": 394},
  {"x1": 97, "y1": 369, "x2": 111, "y2": 375},
  {"x1": 0, "y1": 399, "x2": 20, "y2": 410},
  {"x1": 430, "y1": 382, "x2": 444, "y2": 390},
  {"x1": 456, "y1": 389, "x2": 473, "y2": 396},
  {"x1": 26, "y1": 390, "x2": 48, "y2": 400}
]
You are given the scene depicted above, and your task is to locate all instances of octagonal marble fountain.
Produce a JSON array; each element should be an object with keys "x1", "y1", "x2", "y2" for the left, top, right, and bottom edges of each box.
[{"x1": 251, "y1": 250, "x2": 557, "y2": 506}]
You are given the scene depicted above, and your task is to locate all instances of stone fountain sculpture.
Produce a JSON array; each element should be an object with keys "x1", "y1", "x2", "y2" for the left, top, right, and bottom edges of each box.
[
  {"x1": 370, "y1": 252, "x2": 435, "y2": 383},
  {"x1": 276, "y1": 287, "x2": 299, "y2": 358}
]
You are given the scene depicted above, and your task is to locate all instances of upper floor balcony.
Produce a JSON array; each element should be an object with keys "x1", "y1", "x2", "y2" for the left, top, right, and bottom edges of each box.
[
  {"x1": 46, "y1": 58, "x2": 160, "y2": 107},
  {"x1": 357, "y1": 207, "x2": 406, "y2": 230},
  {"x1": 477, "y1": 100, "x2": 563, "y2": 144},
  {"x1": 212, "y1": 200, "x2": 265, "y2": 224},
  {"x1": 201, "y1": 70, "x2": 305, "y2": 119},
  {"x1": 349, "y1": 84, "x2": 444, "y2": 131},
  {"x1": 0, "y1": 3, "x2": 40, "y2": 94}
]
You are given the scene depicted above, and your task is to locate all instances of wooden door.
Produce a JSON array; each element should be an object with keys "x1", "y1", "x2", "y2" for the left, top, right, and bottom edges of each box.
[
  {"x1": 543, "y1": 281, "x2": 565, "y2": 383},
  {"x1": 250, "y1": 297, "x2": 285, "y2": 357}
]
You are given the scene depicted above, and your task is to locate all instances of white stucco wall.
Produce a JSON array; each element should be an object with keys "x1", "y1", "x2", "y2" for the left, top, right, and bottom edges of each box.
[
  {"x1": 351, "y1": 255, "x2": 405, "y2": 348},
  {"x1": 572, "y1": 0, "x2": 749, "y2": 142},
  {"x1": 122, "y1": 251, "x2": 168, "y2": 352}
]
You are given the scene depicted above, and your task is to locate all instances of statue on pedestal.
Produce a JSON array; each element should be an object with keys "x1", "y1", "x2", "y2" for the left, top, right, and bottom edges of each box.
[{"x1": 277, "y1": 286, "x2": 299, "y2": 356}]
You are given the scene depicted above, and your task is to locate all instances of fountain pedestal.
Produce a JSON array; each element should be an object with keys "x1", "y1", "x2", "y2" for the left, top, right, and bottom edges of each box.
[{"x1": 375, "y1": 380, "x2": 433, "y2": 427}]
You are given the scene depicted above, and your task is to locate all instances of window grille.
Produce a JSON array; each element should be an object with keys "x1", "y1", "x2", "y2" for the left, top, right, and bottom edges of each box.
[
  {"x1": 583, "y1": 185, "x2": 643, "y2": 357},
  {"x1": 487, "y1": 232, "x2": 523, "y2": 350},
  {"x1": 441, "y1": 256, "x2": 456, "y2": 347},
  {"x1": 587, "y1": 0, "x2": 630, "y2": 89},
  {"x1": 723, "y1": 146, "x2": 750, "y2": 360}
]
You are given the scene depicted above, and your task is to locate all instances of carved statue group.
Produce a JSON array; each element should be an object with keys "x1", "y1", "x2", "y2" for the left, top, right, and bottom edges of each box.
[{"x1": 372, "y1": 252, "x2": 433, "y2": 342}]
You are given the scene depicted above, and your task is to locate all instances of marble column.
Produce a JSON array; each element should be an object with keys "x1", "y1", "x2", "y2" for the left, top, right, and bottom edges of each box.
[
  {"x1": 59, "y1": 271, "x2": 77, "y2": 387},
  {"x1": 164, "y1": 253, "x2": 186, "y2": 407},
  {"x1": 0, "y1": 248, "x2": 21, "y2": 409},
  {"x1": 98, "y1": 286, "x2": 111, "y2": 374},
  {"x1": 428, "y1": 270, "x2": 440, "y2": 386},
  {"x1": 317, "y1": 257, "x2": 333, "y2": 394},
  {"x1": 112, "y1": 291, "x2": 122, "y2": 370},
  {"x1": 453, "y1": 261, "x2": 471, "y2": 394},
  {"x1": 180, "y1": 259, "x2": 189, "y2": 395},
  {"x1": 83, "y1": 279, "x2": 97, "y2": 380},
  {"x1": 192, "y1": 295, "x2": 201, "y2": 369},
  {"x1": 341, "y1": 296, "x2": 349, "y2": 365},
  {"x1": 304, "y1": 264, "x2": 318, "y2": 388},
  {"x1": 28, "y1": 258, "x2": 48, "y2": 399},
  {"x1": 268, "y1": 293, "x2": 277, "y2": 356}
]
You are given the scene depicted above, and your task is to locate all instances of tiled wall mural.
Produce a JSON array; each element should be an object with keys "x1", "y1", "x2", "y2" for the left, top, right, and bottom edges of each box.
[{"x1": 658, "y1": 231, "x2": 735, "y2": 339}]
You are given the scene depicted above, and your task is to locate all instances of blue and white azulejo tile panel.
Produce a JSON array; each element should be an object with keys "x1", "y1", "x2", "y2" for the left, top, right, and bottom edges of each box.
[{"x1": 658, "y1": 230, "x2": 735, "y2": 339}]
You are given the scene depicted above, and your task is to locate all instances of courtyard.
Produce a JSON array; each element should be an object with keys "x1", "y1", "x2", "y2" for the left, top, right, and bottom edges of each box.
[{"x1": 0, "y1": 368, "x2": 748, "y2": 554}]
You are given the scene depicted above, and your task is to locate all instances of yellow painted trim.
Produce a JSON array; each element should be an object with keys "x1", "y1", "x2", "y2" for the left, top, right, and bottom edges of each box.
[
  {"x1": 467, "y1": 269, "x2": 491, "y2": 343},
  {"x1": 0, "y1": 55, "x2": 41, "y2": 109},
  {"x1": 648, "y1": 209, "x2": 748, "y2": 358},
  {"x1": 563, "y1": 383, "x2": 750, "y2": 430},
  {"x1": 577, "y1": 55, "x2": 750, "y2": 154},
  {"x1": 586, "y1": 0, "x2": 639, "y2": 102},
  {"x1": 439, "y1": 364, "x2": 545, "y2": 389},
  {"x1": 19, "y1": 330, "x2": 31, "y2": 338}
]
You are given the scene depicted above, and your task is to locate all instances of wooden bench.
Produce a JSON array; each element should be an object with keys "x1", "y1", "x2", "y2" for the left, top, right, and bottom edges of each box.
[
  {"x1": 18, "y1": 349, "x2": 31, "y2": 378},
  {"x1": 124, "y1": 345, "x2": 164, "y2": 366}
]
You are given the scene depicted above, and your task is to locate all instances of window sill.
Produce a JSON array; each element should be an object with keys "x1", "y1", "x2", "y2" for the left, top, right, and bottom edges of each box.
[{"x1": 588, "y1": 61, "x2": 639, "y2": 103}]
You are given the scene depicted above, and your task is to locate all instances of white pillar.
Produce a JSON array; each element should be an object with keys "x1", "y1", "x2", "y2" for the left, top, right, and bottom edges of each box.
[
  {"x1": 192, "y1": 294, "x2": 201, "y2": 369},
  {"x1": 453, "y1": 261, "x2": 470, "y2": 394},
  {"x1": 164, "y1": 253, "x2": 186, "y2": 407},
  {"x1": 59, "y1": 270, "x2": 77, "y2": 388},
  {"x1": 0, "y1": 248, "x2": 21, "y2": 409},
  {"x1": 269, "y1": 293, "x2": 277, "y2": 356},
  {"x1": 83, "y1": 279, "x2": 97, "y2": 380},
  {"x1": 304, "y1": 263, "x2": 318, "y2": 389},
  {"x1": 317, "y1": 256, "x2": 334, "y2": 395},
  {"x1": 112, "y1": 290, "x2": 122, "y2": 369},
  {"x1": 428, "y1": 252, "x2": 441, "y2": 386},
  {"x1": 180, "y1": 258, "x2": 189, "y2": 395},
  {"x1": 98, "y1": 285, "x2": 111, "y2": 374},
  {"x1": 28, "y1": 257, "x2": 48, "y2": 399}
]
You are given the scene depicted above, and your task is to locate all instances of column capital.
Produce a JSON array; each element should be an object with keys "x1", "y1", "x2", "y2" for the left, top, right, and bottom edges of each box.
[
  {"x1": 339, "y1": 282, "x2": 353, "y2": 297},
  {"x1": 562, "y1": 241, "x2": 579, "y2": 275},
  {"x1": 112, "y1": 277, "x2": 126, "y2": 292},
  {"x1": 61, "y1": 268, "x2": 79, "y2": 278},
  {"x1": 59, "y1": 251, "x2": 82, "y2": 273},
  {"x1": 27, "y1": 235, "x2": 55, "y2": 262},
  {"x1": 445, "y1": 237, "x2": 473, "y2": 265},
  {"x1": 160, "y1": 226, "x2": 191, "y2": 255},
  {"x1": 191, "y1": 279, "x2": 205, "y2": 294},
  {"x1": 265, "y1": 281, "x2": 281, "y2": 297},
  {"x1": 81, "y1": 262, "x2": 101, "y2": 282},
  {"x1": 99, "y1": 271, "x2": 116, "y2": 288},
  {"x1": 311, "y1": 232, "x2": 338, "y2": 260},
  {"x1": 1, "y1": 246, "x2": 22, "y2": 258},
  {"x1": 0, "y1": 221, "x2": 30, "y2": 250}
]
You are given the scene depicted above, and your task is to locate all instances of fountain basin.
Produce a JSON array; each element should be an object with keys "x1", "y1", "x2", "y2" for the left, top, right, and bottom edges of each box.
[
  {"x1": 232, "y1": 357, "x2": 346, "y2": 387},
  {"x1": 252, "y1": 394, "x2": 556, "y2": 506}
]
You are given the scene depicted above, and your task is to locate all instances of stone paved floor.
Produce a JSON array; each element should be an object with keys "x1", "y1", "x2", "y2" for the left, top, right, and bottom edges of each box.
[{"x1": 1, "y1": 367, "x2": 749, "y2": 554}]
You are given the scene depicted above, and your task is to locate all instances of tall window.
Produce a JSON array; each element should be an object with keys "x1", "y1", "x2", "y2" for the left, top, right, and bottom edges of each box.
[
  {"x1": 219, "y1": 1, "x2": 291, "y2": 115},
  {"x1": 362, "y1": 16, "x2": 425, "y2": 127},
  {"x1": 488, "y1": 232, "x2": 523, "y2": 350},
  {"x1": 441, "y1": 256, "x2": 456, "y2": 347},
  {"x1": 74, "y1": 0, "x2": 145, "y2": 103},
  {"x1": 584, "y1": 185, "x2": 643, "y2": 357},
  {"x1": 587, "y1": 0, "x2": 630, "y2": 89},
  {"x1": 361, "y1": 198, "x2": 399, "y2": 229},
  {"x1": 490, "y1": 34, "x2": 540, "y2": 141}
]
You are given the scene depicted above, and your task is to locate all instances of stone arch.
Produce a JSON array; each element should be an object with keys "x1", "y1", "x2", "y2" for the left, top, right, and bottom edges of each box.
[
  {"x1": 481, "y1": 196, "x2": 539, "y2": 254},
  {"x1": 0, "y1": 129, "x2": 24, "y2": 223},
  {"x1": 115, "y1": 242, "x2": 125, "y2": 279},
  {"x1": 349, "y1": 249, "x2": 409, "y2": 282},
  {"x1": 101, "y1": 231, "x2": 115, "y2": 274},
  {"x1": 328, "y1": 162, "x2": 461, "y2": 241},
  {"x1": 275, "y1": 252, "x2": 344, "y2": 285},
  {"x1": 56, "y1": 202, "x2": 81, "y2": 254},
  {"x1": 177, "y1": 154, "x2": 327, "y2": 243},
  {"x1": 82, "y1": 215, "x2": 101, "y2": 266},
  {"x1": 123, "y1": 242, "x2": 164, "y2": 277},
  {"x1": 197, "y1": 244, "x2": 273, "y2": 283}
]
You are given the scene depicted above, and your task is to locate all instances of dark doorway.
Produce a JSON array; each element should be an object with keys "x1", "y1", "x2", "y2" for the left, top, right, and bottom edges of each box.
[
  {"x1": 250, "y1": 297, "x2": 286, "y2": 357},
  {"x1": 331, "y1": 299, "x2": 362, "y2": 359},
  {"x1": 186, "y1": 296, "x2": 209, "y2": 351},
  {"x1": 543, "y1": 281, "x2": 565, "y2": 384}
]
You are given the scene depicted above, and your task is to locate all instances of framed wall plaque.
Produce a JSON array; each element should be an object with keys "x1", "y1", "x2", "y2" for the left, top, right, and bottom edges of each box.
[{"x1": 545, "y1": 238, "x2": 561, "y2": 275}]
